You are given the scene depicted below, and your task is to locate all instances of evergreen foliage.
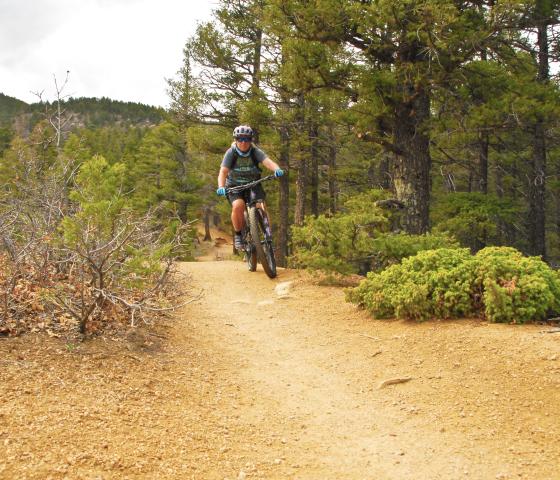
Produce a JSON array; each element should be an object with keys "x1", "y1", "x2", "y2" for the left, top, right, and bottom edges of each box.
[
  {"x1": 0, "y1": 99, "x2": 195, "y2": 335},
  {"x1": 290, "y1": 191, "x2": 457, "y2": 274},
  {"x1": 0, "y1": 92, "x2": 165, "y2": 135},
  {"x1": 0, "y1": 93, "x2": 27, "y2": 126},
  {"x1": 128, "y1": 122, "x2": 204, "y2": 222},
  {"x1": 4, "y1": 0, "x2": 560, "y2": 329},
  {"x1": 61, "y1": 156, "x2": 183, "y2": 295},
  {"x1": 431, "y1": 193, "x2": 521, "y2": 252},
  {"x1": 348, "y1": 247, "x2": 560, "y2": 323},
  {"x1": 169, "y1": 0, "x2": 560, "y2": 273},
  {"x1": 0, "y1": 127, "x2": 14, "y2": 159}
]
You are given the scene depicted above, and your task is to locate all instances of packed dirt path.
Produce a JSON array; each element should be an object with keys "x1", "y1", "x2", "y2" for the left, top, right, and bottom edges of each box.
[{"x1": 2, "y1": 255, "x2": 560, "y2": 479}]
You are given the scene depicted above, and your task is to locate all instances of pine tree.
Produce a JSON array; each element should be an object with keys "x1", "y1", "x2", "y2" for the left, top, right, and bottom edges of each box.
[
  {"x1": 270, "y1": 0, "x2": 529, "y2": 234},
  {"x1": 128, "y1": 122, "x2": 202, "y2": 222}
]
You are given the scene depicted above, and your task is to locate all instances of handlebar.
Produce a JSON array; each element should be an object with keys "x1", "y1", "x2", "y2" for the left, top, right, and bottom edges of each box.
[{"x1": 225, "y1": 175, "x2": 276, "y2": 195}]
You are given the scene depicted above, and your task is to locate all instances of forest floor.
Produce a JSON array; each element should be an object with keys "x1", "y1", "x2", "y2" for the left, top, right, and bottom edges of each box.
[{"x1": 1, "y1": 230, "x2": 560, "y2": 479}]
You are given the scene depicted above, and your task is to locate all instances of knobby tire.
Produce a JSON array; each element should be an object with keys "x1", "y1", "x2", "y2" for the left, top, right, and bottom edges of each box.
[
  {"x1": 248, "y1": 206, "x2": 277, "y2": 279},
  {"x1": 246, "y1": 239, "x2": 257, "y2": 272},
  {"x1": 243, "y1": 211, "x2": 257, "y2": 271}
]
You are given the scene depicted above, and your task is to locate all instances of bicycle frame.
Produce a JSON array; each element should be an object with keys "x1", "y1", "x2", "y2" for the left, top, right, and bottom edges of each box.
[
  {"x1": 226, "y1": 175, "x2": 277, "y2": 278},
  {"x1": 226, "y1": 175, "x2": 275, "y2": 240}
]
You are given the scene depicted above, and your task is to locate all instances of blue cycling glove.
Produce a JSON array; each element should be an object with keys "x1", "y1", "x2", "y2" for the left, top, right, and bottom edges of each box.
[
  {"x1": 274, "y1": 169, "x2": 284, "y2": 178},
  {"x1": 216, "y1": 187, "x2": 226, "y2": 196}
]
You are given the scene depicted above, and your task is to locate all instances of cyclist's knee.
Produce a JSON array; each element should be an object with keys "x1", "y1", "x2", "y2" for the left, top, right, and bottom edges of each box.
[{"x1": 232, "y1": 199, "x2": 245, "y2": 212}]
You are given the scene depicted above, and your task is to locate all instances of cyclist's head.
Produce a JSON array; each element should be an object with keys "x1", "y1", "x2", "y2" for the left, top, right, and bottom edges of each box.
[
  {"x1": 233, "y1": 125, "x2": 253, "y2": 154},
  {"x1": 233, "y1": 125, "x2": 253, "y2": 141}
]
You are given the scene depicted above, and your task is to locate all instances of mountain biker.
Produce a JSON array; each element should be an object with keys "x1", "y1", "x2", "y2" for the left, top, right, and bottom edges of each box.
[{"x1": 216, "y1": 125, "x2": 284, "y2": 251}]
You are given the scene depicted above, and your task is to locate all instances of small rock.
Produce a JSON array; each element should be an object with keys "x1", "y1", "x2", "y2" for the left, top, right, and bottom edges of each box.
[
  {"x1": 275, "y1": 281, "x2": 293, "y2": 297},
  {"x1": 238, "y1": 471, "x2": 247, "y2": 480},
  {"x1": 257, "y1": 300, "x2": 274, "y2": 306},
  {"x1": 273, "y1": 459, "x2": 282, "y2": 465}
]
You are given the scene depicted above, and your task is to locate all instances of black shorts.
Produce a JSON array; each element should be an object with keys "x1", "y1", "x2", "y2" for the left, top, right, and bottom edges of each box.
[{"x1": 227, "y1": 183, "x2": 266, "y2": 204}]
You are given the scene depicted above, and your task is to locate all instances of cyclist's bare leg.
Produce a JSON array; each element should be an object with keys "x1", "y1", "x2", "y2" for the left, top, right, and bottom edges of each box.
[{"x1": 231, "y1": 199, "x2": 246, "y2": 232}]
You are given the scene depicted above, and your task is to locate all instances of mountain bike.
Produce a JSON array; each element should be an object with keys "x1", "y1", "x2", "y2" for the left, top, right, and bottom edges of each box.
[{"x1": 226, "y1": 175, "x2": 277, "y2": 279}]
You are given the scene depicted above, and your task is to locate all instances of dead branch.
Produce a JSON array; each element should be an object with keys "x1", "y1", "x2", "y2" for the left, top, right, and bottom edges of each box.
[{"x1": 378, "y1": 377, "x2": 413, "y2": 389}]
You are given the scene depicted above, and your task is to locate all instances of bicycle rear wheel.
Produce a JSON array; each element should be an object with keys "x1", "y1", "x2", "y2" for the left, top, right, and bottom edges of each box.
[{"x1": 248, "y1": 206, "x2": 277, "y2": 278}]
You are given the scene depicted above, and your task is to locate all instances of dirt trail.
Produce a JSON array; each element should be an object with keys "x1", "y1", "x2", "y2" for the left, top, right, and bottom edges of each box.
[{"x1": 1, "y1": 250, "x2": 560, "y2": 479}]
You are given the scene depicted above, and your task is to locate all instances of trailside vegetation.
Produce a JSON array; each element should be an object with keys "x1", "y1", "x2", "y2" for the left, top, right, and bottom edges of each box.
[
  {"x1": 0, "y1": 95, "x2": 195, "y2": 337},
  {"x1": 289, "y1": 190, "x2": 458, "y2": 275},
  {"x1": 168, "y1": 1, "x2": 560, "y2": 255},
  {"x1": 347, "y1": 247, "x2": 560, "y2": 323},
  {"x1": 3, "y1": 0, "x2": 560, "y2": 329},
  {"x1": 162, "y1": 0, "x2": 560, "y2": 324}
]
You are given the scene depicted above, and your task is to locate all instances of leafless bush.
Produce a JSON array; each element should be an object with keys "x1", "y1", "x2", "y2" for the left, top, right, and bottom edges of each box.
[{"x1": 0, "y1": 149, "x2": 192, "y2": 337}]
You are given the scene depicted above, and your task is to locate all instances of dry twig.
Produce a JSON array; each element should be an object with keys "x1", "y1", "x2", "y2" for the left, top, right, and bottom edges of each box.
[{"x1": 378, "y1": 377, "x2": 413, "y2": 389}]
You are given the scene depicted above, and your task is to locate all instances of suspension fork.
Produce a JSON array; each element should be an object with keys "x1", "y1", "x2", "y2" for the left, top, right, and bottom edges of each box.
[
  {"x1": 248, "y1": 189, "x2": 273, "y2": 241},
  {"x1": 259, "y1": 208, "x2": 273, "y2": 241},
  {"x1": 249, "y1": 201, "x2": 272, "y2": 241}
]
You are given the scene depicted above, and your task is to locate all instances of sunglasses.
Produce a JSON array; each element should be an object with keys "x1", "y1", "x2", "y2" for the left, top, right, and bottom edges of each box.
[{"x1": 236, "y1": 137, "x2": 252, "y2": 143}]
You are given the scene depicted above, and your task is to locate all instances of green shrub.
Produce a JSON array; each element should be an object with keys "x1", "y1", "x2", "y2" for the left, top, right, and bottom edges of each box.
[
  {"x1": 347, "y1": 248, "x2": 476, "y2": 320},
  {"x1": 369, "y1": 233, "x2": 459, "y2": 270},
  {"x1": 289, "y1": 190, "x2": 457, "y2": 275},
  {"x1": 347, "y1": 246, "x2": 560, "y2": 323},
  {"x1": 289, "y1": 191, "x2": 390, "y2": 275},
  {"x1": 474, "y1": 247, "x2": 560, "y2": 323},
  {"x1": 60, "y1": 155, "x2": 187, "y2": 333},
  {"x1": 431, "y1": 192, "x2": 520, "y2": 251}
]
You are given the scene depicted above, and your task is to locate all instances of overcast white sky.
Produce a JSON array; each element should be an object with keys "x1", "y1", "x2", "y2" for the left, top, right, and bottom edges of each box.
[{"x1": 0, "y1": 0, "x2": 217, "y2": 107}]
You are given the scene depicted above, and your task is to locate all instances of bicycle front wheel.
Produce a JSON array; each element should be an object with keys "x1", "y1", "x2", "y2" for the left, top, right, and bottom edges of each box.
[
  {"x1": 243, "y1": 214, "x2": 257, "y2": 272},
  {"x1": 245, "y1": 241, "x2": 257, "y2": 271},
  {"x1": 248, "y1": 206, "x2": 277, "y2": 278}
]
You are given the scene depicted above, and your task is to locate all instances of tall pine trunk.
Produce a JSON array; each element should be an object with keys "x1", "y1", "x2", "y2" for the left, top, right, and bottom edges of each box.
[
  {"x1": 327, "y1": 128, "x2": 338, "y2": 215},
  {"x1": 277, "y1": 122, "x2": 290, "y2": 267},
  {"x1": 530, "y1": 122, "x2": 547, "y2": 258},
  {"x1": 470, "y1": 130, "x2": 489, "y2": 251},
  {"x1": 477, "y1": 131, "x2": 489, "y2": 194},
  {"x1": 476, "y1": 46, "x2": 489, "y2": 196},
  {"x1": 393, "y1": 85, "x2": 431, "y2": 234},
  {"x1": 310, "y1": 122, "x2": 319, "y2": 217},
  {"x1": 528, "y1": 8, "x2": 549, "y2": 258},
  {"x1": 379, "y1": 152, "x2": 392, "y2": 191},
  {"x1": 294, "y1": 94, "x2": 307, "y2": 226},
  {"x1": 294, "y1": 152, "x2": 308, "y2": 226},
  {"x1": 251, "y1": 24, "x2": 263, "y2": 143},
  {"x1": 203, "y1": 206, "x2": 212, "y2": 241}
]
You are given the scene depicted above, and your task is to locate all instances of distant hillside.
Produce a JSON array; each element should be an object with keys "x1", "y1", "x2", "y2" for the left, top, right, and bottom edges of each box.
[
  {"x1": 0, "y1": 93, "x2": 28, "y2": 126},
  {"x1": 0, "y1": 93, "x2": 166, "y2": 134}
]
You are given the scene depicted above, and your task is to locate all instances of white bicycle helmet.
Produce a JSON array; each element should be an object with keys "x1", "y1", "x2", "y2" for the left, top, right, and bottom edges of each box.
[{"x1": 233, "y1": 125, "x2": 254, "y2": 139}]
